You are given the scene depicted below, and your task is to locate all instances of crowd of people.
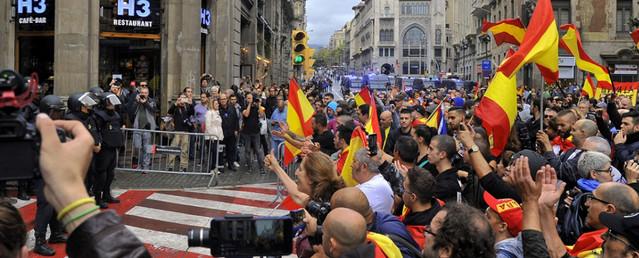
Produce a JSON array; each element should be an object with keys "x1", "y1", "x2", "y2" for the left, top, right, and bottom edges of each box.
[{"x1": 2, "y1": 68, "x2": 639, "y2": 258}]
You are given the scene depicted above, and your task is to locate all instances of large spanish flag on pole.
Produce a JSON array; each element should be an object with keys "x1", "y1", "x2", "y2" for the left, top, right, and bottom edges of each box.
[
  {"x1": 481, "y1": 18, "x2": 526, "y2": 46},
  {"x1": 497, "y1": 0, "x2": 559, "y2": 84},
  {"x1": 354, "y1": 87, "x2": 382, "y2": 147},
  {"x1": 559, "y1": 24, "x2": 612, "y2": 89},
  {"x1": 283, "y1": 79, "x2": 315, "y2": 166},
  {"x1": 341, "y1": 127, "x2": 368, "y2": 187},
  {"x1": 581, "y1": 73, "x2": 597, "y2": 99},
  {"x1": 476, "y1": 48, "x2": 519, "y2": 157},
  {"x1": 476, "y1": 70, "x2": 518, "y2": 157}
]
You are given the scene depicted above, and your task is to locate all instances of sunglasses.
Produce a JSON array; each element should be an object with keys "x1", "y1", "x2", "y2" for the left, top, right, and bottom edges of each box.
[{"x1": 586, "y1": 193, "x2": 611, "y2": 205}]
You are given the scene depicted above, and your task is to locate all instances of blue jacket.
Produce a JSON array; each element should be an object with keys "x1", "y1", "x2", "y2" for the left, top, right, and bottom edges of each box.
[{"x1": 369, "y1": 212, "x2": 420, "y2": 258}]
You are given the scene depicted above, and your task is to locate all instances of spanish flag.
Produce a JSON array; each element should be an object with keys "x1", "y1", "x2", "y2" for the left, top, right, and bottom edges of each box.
[
  {"x1": 283, "y1": 79, "x2": 315, "y2": 166},
  {"x1": 354, "y1": 87, "x2": 382, "y2": 147},
  {"x1": 413, "y1": 101, "x2": 447, "y2": 135},
  {"x1": 559, "y1": 24, "x2": 612, "y2": 89},
  {"x1": 581, "y1": 73, "x2": 597, "y2": 99},
  {"x1": 497, "y1": 0, "x2": 559, "y2": 84},
  {"x1": 481, "y1": 18, "x2": 526, "y2": 46},
  {"x1": 631, "y1": 28, "x2": 639, "y2": 49},
  {"x1": 476, "y1": 49, "x2": 519, "y2": 157},
  {"x1": 341, "y1": 126, "x2": 368, "y2": 187}
]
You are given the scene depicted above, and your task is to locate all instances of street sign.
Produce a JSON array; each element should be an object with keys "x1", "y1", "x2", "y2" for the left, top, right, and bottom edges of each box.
[
  {"x1": 481, "y1": 60, "x2": 491, "y2": 71},
  {"x1": 482, "y1": 60, "x2": 491, "y2": 79}
]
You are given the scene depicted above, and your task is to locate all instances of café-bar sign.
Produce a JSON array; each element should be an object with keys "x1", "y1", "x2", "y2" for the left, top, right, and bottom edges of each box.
[
  {"x1": 100, "y1": 0, "x2": 161, "y2": 34},
  {"x1": 16, "y1": 0, "x2": 55, "y2": 31}
]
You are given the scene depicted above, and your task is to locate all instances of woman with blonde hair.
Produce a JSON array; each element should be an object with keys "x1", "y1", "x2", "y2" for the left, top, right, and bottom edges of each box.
[
  {"x1": 205, "y1": 98, "x2": 224, "y2": 174},
  {"x1": 264, "y1": 151, "x2": 344, "y2": 206}
]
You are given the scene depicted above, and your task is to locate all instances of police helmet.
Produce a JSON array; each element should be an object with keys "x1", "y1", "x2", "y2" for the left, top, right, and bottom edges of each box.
[
  {"x1": 40, "y1": 95, "x2": 66, "y2": 119},
  {"x1": 89, "y1": 86, "x2": 104, "y2": 95},
  {"x1": 98, "y1": 92, "x2": 122, "y2": 106}
]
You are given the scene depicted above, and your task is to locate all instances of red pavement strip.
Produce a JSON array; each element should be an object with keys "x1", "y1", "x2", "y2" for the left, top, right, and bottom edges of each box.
[{"x1": 24, "y1": 190, "x2": 204, "y2": 258}]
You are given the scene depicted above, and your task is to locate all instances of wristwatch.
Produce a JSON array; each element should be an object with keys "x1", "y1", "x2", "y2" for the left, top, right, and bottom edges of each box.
[{"x1": 468, "y1": 144, "x2": 480, "y2": 154}]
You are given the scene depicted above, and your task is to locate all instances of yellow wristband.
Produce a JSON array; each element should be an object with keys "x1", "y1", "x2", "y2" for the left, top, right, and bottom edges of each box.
[{"x1": 57, "y1": 197, "x2": 96, "y2": 221}]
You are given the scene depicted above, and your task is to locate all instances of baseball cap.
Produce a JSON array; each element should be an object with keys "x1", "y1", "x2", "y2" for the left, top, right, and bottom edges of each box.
[
  {"x1": 599, "y1": 212, "x2": 639, "y2": 250},
  {"x1": 483, "y1": 192, "x2": 523, "y2": 237}
]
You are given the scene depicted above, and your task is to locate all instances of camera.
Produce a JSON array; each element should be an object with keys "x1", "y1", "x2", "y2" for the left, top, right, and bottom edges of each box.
[
  {"x1": 0, "y1": 70, "x2": 65, "y2": 180},
  {"x1": 305, "y1": 200, "x2": 331, "y2": 225},
  {"x1": 187, "y1": 214, "x2": 293, "y2": 257}
]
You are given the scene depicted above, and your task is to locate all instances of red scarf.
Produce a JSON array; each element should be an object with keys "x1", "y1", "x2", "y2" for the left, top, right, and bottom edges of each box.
[{"x1": 551, "y1": 136, "x2": 574, "y2": 153}]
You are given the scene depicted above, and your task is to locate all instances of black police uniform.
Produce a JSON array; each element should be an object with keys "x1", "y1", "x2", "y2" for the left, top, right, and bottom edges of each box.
[
  {"x1": 33, "y1": 95, "x2": 67, "y2": 256},
  {"x1": 94, "y1": 108, "x2": 124, "y2": 207},
  {"x1": 65, "y1": 110, "x2": 101, "y2": 193}
]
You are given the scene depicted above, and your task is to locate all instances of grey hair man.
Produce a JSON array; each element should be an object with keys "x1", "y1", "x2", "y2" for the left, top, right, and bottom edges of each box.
[
  {"x1": 352, "y1": 149, "x2": 394, "y2": 214},
  {"x1": 577, "y1": 151, "x2": 613, "y2": 190},
  {"x1": 582, "y1": 136, "x2": 625, "y2": 183}
]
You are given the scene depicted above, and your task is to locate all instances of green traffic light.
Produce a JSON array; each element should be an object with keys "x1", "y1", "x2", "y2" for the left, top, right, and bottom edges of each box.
[{"x1": 294, "y1": 55, "x2": 304, "y2": 64}]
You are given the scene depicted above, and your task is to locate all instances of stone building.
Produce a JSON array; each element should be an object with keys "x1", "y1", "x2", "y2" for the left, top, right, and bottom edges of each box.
[
  {"x1": 447, "y1": 0, "x2": 639, "y2": 87},
  {"x1": 0, "y1": 0, "x2": 303, "y2": 113},
  {"x1": 344, "y1": 0, "x2": 447, "y2": 76}
]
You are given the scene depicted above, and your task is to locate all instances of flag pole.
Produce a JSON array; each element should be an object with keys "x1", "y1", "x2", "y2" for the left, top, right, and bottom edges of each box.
[{"x1": 540, "y1": 82, "x2": 544, "y2": 131}]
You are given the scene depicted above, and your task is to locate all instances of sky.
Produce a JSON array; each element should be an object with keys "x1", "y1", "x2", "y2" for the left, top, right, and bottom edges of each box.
[{"x1": 306, "y1": 0, "x2": 361, "y2": 47}]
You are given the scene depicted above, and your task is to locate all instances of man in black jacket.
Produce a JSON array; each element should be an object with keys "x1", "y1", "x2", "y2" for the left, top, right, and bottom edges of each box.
[
  {"x1": 167, "y1": 94, "x2": 194, "y2": 172},
  {"x1": 613, "y1": 111, "x2": 639, "y2": 168},
  {"x1": 241, "y1": 93, "x2": 265, "y2": 173},
  {"x1": 384, "y1": 108, "x2": 413, "y2": 155},
  {"x1": 219, "y1": 93, "x2": 240, "y2": 171}
]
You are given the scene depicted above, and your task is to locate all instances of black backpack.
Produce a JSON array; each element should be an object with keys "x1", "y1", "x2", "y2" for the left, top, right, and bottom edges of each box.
[{"x1": 558, "y1": 192, "x2": 589, "y2": 245}]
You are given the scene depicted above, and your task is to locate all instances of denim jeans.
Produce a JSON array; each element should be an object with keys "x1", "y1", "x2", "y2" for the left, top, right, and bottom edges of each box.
[{"x1": 241, "y1": 133, "x2": 264, "y2": 169}]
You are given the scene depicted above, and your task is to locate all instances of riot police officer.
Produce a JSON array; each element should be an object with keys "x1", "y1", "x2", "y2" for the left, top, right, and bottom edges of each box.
[
  {"x1": 66, "y1": 92, "x2": 101, "y2": 194},
  {"x1": 33, "y1": 95, "x2": 67, "y2": 256},
  {"x1": 93, "y1": 92, "x2": 123, "y2": 209}
]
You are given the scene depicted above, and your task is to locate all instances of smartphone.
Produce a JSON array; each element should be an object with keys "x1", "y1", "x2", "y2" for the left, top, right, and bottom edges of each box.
[
  {"x1": 368, "y1": 134, "x2": 377, "y2": 156},
  {"x1": 210, "y1": 216, "x2": 293, "y2": 257}
]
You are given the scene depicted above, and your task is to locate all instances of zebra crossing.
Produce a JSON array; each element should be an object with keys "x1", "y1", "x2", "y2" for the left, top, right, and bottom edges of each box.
[{"x1": 20, "y1": 183, "x2": 296, "y2": 257}]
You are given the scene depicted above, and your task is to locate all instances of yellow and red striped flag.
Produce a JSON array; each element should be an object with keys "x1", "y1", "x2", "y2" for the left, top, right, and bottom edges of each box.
[
  {"x1": 341, "y1": 126, "x2": 368, "y2": 187},
  {"x1": 559, "y1": 24, "x2": 612, "y2": 89},
  {"x1": 476, "y1": 48, "x2": 519, "y2": 157},
  {"x1": 482, "y1": 18, "x2": 526, "y2": 46},
  {"x1": 581, "y1": 73, "x2": 597, "y2": 99},
  {"x1": 631, "y1": 28, "x2": 639, "y2": 48},
  {"x1": 497, "y1": 0, "x2": 559, "y2": 84},
  {"x1": 354, "y1": 87, "x2": 382, "y2": 147},
  {"x1": 283, "y1": 79, "x2": 315, "y2": 166}
]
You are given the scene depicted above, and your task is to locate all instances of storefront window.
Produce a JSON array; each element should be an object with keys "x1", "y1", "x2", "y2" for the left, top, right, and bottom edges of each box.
[
  {"x1": 16, "y1": 0, "x2": 56, "y2": 91},
  {"x1": 99, "y1": 0, "x2": 162, "y2": 111}
]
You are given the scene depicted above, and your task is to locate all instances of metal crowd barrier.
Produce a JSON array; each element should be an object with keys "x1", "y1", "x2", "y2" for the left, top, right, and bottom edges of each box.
[
  {"x1": 115, "y1": 128, "x2": 222, "y2": 188},
  {"x1": 271, "y1": 142, "x2": 301, "y2": 210}
]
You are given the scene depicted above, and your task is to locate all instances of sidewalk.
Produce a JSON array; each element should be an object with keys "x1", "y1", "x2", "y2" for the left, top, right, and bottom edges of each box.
[{"x1": 112, "y1": 167, "x2": 280, "y2": 189}]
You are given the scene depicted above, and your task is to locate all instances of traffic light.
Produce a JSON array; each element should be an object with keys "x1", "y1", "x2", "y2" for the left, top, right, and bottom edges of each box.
[{"x1": 291, "y1": 30, "x2": 308, "y2": 66}]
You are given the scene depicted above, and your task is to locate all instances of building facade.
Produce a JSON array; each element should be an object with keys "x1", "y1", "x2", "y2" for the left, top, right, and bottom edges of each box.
[
  {"x1": 343, "y1": 0, "x2": 447, "y2": 76},
  {"x1": 0, "y1": 0, "x2": 302, "y2": 113},
  {"x1": 447, "y1": 0, "x2": 639, "y2": 87}
]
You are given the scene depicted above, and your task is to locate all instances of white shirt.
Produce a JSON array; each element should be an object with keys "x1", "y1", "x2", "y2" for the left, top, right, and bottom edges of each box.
[{"x1": 356, "y1": 174, "x2": 394, "y2": 214}]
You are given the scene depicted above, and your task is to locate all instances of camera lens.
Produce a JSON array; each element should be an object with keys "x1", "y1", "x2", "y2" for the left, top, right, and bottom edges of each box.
[{"x1": 187, "y1": 228, "x2": 210, "y2": 248}]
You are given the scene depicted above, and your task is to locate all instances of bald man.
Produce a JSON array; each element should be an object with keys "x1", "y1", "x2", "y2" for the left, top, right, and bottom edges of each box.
[
  {"x1": 539, "y1": 119, "x2": 598, "y2": 188},
  {"x1": 566, "y1": 182, "x2": 639, "y2": 252},
  {"x1": 318, "y1": 208, "x2": 371, "y2": 257},
  {"x1": 330, "y1": 187, "x2": 420, "y2": 258},
  {"x1": 379, "y1": 111, "x2": 394, "y2": 152}
]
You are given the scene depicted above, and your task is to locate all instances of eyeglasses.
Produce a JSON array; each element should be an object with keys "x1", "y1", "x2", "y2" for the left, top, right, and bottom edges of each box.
[
  {"x1": 586, "y1": 193, "x2": 611, "y2": 205},
  {"x1": 424, "y1": 228, "x2": 437, "y2": 237},
  {"x1": 544, "y1": 115, "x2": 555, "y2": 118},
  {"x1": 593, "y1": 167, "x2": 613, "y2": 175},
  {"x1": 602, "y1": 230, "x2": 638, "y2": 251}
]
